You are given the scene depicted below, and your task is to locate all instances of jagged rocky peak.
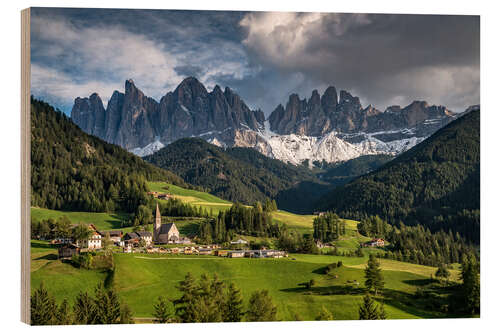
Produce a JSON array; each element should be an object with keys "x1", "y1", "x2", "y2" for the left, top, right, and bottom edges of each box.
[
  {"x1": 268, "y1": 84, "x2": 457, "y2": 137},
  {"x1": 321, "y1": 86, "x2": 338, "y2": 112},
  {"x1": 174, "y1": 76, "x2": 208, "y2": 109},
  {"x1": 71, "y1": 77, "x2": 266, "y2": 152},
  {"x1": 71, "y1": 92, "x2": 106, "y2": 137}
]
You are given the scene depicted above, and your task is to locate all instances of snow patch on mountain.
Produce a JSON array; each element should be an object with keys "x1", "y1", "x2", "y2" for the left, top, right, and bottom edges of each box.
[
  {"x1": 129, "y1": 124, "x2": 426, "y2": 165},
  {"x1": 130, "y1": 139, "x2": 165, "y2": 157}
]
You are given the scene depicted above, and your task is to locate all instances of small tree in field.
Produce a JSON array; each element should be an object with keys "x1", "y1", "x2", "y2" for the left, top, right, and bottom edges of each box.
[
  {"x1": 246, "y1": 290, "x2": 278, "y2": 322},
  {"x1": 359, "y1": 294, "x2": 379, "y2": 320},
  {"x1": 435, "y1": 263, "x2": 451, "y2": 281},
  {"x1": 364, "y1": 254, "x2": 384, "y2": 295},
  {"x1": 316, "y1": 306, "x2": 334, "y2": 321}
]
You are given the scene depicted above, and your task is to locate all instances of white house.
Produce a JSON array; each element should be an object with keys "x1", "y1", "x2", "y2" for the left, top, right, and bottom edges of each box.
[
  {"x1": 230, "y1": 238, "x2": 248, "y2": 245},
  {"x1": 81, "y1": 224, "x2": 102, "y2": 249}
]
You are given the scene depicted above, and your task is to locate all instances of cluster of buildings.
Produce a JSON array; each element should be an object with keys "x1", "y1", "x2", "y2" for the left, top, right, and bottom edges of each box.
[
  {"x1": 57, "y1": 204, "x2": 288, "y2": 259},
  {"x1": 141, "y1": 246, "x2": 287, "y2": 258}
]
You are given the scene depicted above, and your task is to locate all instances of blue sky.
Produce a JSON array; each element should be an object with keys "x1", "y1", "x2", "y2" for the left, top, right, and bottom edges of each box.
[{"x1": 30, "y1": 8, "x2": 480, "y2": 115}]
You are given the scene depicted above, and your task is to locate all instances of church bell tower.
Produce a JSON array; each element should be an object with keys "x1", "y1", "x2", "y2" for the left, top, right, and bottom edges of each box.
[{"x1": 154, "y1": 203, "x2": 161, "y2": 242}]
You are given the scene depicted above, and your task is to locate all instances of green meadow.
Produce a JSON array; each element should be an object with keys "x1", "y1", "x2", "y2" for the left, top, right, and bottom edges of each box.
[
  {"x1": 31, "y1": 240, "x2": 459, "y2": 321},
  {"x1": 31, "y1": 207, "x2": 131, "y2": 231}
]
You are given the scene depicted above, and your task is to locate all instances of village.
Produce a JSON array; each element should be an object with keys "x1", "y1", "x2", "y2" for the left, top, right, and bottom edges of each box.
[{"x1": 56, "y1": 203, "x2": 288, "y2": 260}]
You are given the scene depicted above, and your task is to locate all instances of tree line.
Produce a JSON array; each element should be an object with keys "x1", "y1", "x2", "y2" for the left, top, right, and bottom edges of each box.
[
  {"x1": 153, "y1": 273, "x2": 277, "y2": 323},
  {"x1": 198, "y1": 202, "x2": 279, "y2": 243},
  {"x1": 31, "y1": 97, "x2": 185, "y2": 214},
  {"x1": 31, "y1": 282, "x2": 133, "y2": 325},
  {"x1": 357, "y1": 215, "x2": 477, "y2": 266},
  {"x1": 313, "y1": 212, "x2": 347, "y2": 243}
]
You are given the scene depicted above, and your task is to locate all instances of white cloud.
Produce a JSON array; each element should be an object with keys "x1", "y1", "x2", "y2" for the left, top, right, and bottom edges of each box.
[
  {"x1": 31, "y1": 15, "x2": 184, "y2": 105},
  {"x1": 31, "y1": 64, "x2": 117, "y2": 108}
]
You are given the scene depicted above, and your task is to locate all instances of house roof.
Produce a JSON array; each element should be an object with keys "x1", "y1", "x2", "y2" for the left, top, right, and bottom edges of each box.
[
  {"x1": 136, "y1": 231, "x2": 152, "y2": 237},
  {"x1": 125, "y1": 232, "x2": 140, "y2": 239}
]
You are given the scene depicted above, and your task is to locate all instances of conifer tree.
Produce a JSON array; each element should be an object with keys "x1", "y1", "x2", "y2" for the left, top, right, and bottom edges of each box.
[
  {"x1": 460, "y1": 255, "x2": 480, "y2": 314},
  {"x1": 73, "y1": 291, "x2": 95, "y2": 324},
  {"x1": 55, "y1": 299, "x2": 73, "y2": 325},
  {"x1": 315, "y1": 306, "x2": 334, "y2": 320},
  {"x1": 30, "y1": 282, "x2": 56, "y2": 325},
  {"x1": 224, "y1": 282, "x2": 244, "y2": 322},
  {"x1": 120, "y1": 302, "x2": 134, "y2": 324},
  {"x1": 358, "y1": 294, "x2": 379, "y2": 320},
  {"x1": 92, "y1": 283, "x2": 121, "y2": 324},
  {"x1": 246, "y1": 290, "x2": 278, "y2": 322},
  {"x1": 364, "y1": 254, "x2": 384, "y2": 295},
  {"x1": 435, "y1": 263, "x2": 451, "y2": 281},
  {"x1": 378, "y1": 302, "x2": 387, "y2": 319},
  {"x1": 154, "y1": 296, "x2": 171, "y2": 323},
  {"x1": 173, "y1": 272, "x2": 199, "y2": 322}
]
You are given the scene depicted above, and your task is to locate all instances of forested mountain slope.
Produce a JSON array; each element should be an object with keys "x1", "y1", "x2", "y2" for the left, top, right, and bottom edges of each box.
[
  {"x1": 144, "y1": 138, "x2": 332, "y2": 213},
  {"x1": 316, "y1": 109, "x2": 480, "y2": 243},
  {"x1": 31, "y1": 98, "x2": 186, "y2": 213}
]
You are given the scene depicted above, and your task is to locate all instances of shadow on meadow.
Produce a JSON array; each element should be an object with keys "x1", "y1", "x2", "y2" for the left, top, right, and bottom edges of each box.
[
  {"x1": 31, "y1": 242, "x2": 56, "y2": 249},
  {"x1": 280, "y1": 284, "x2": 365, "y2": 296},
  {"x1": 33, "y1": 253, "x2": 59, "y2": 261}
]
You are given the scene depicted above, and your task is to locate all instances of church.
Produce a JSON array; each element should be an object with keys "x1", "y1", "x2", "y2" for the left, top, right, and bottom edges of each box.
[{"x1": 154, "y1": 203, "x2": 180, "y2": 244}]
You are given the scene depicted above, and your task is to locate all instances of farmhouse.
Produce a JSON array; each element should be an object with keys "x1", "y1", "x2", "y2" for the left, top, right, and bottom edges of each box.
[
  {"x1": 58, "y1": 244, "x2": 80, "y2": 259},
  {"x1": 124, "y1": 231, "x2": 152, "y2": 246},
  {"x1": 136, "y1": 231, "x2": 153, "y2": 246},
  {"x1": 153, "y1": 203, "x2": 185, "y2": 244},
  {"x1": 101, "y1": 230, "x2": 123, "y2": 243},
  {"x1": 80, "y1": 224, "x2": 102, "y2": 249},
  {"x1": 363, "y1": 238, "x2": 385, "y2": 247}
]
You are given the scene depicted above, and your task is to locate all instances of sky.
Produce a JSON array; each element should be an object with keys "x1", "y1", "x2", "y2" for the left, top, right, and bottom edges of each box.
[{"x1": 30, "y1": 7, "x2": 480, "y2": 116}]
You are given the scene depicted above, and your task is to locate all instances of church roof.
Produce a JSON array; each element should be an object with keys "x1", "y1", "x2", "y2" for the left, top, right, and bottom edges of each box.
[{"x1": 158, "y1": 222, "x2": 176, "y2": 234}]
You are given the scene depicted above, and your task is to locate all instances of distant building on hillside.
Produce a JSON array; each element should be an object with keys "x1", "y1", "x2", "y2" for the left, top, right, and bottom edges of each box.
[
  {"x1": 230, "y1": 238, "x2": 248, "y2": 245},
  {"x1": 153, "y1": 203, "x2": 183, "y2": 244},
  {"x1": 363, "y1": 238, "x2": 385, "y2": 247}
]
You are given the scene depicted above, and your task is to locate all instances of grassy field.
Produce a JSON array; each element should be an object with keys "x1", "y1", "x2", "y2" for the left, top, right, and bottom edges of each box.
[
  {"x1": 31, "y1": 240, "x2": 459, "y2": 321},
  {"x1": 31, "y1": 207, "x2": 131, "y2": 231}
]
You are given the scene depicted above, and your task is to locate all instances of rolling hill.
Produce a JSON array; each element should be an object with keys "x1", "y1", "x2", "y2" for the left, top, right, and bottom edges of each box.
[
  {"x1": 316, "y1": 109, "x2": 480, "y2": 243},
  {"x1": 144, "y1": 138, "x2": 333, "y2": 213}
]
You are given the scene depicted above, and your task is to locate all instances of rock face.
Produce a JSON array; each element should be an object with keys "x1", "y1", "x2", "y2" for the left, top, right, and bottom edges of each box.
[
  {"x1": 71, "y1": 77, "x2": 459, "y2": 166},
  {"x1": 71, "y1": 77, "x2": 265, "y2": 150},
  {"x1": 268, "y1": 87, "x2": 454, "y2": 137}
]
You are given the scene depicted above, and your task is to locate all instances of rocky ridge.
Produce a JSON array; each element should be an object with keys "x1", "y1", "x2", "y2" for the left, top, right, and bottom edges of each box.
[{"x1": 71, "y1": 77, "x2": 458, "y2": 166}]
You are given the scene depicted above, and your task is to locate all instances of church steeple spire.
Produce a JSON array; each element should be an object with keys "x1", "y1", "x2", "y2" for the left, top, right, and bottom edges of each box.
[{"x1": 154, "y1": 203, "x2": 161, "y2": 243}]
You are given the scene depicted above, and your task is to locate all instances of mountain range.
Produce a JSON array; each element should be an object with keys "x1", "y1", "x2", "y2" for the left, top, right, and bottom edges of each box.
[{"x1": 71, "y1": 77, "x2": 460, "y2": 166}]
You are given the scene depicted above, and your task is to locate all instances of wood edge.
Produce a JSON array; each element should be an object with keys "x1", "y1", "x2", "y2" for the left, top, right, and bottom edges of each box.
[{"x1": 21, "y1": 7, "x2": 31, "y2": 325}]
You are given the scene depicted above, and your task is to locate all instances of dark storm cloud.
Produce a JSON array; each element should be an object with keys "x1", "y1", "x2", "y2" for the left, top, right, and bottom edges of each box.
[
  {"x1": 30, "y1": 8, "x2": 479, "y2": 115},
  {"x1": 239, "y1": 12, "x2": 479, "y2": 112}
]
